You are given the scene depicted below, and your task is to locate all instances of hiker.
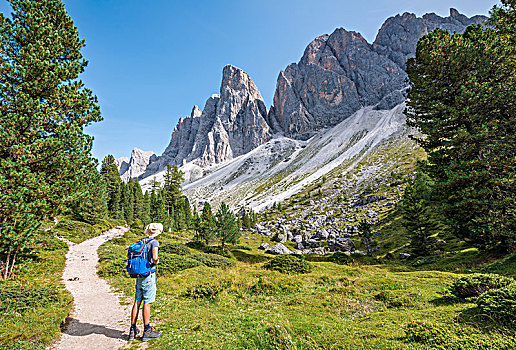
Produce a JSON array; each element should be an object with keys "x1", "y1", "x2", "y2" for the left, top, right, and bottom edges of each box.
[{"x1": 129, "y1": 222, "x2": 162, "y2": 341}]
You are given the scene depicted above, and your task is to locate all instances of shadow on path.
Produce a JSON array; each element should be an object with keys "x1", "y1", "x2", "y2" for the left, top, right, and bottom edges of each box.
[{"x1": 62, "y1": 317, "x2": 127, "y2": 340}]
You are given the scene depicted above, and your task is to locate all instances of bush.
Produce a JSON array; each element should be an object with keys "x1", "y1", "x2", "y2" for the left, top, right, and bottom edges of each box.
[
  {"x1": 182, "y1": 281, "x2": 230, "y2": 300},
  {"x1": 263, "y1": 255, "x2": 313, "y2": 274},
  {"x1": 0, "y1": 285, "x2": 60, "y2": 314},
  {"x1": 186, "y1": 241, "x2": 206, "y2": 250},
  {"x1": 405, "y1": 321, "x2": 516, "y2": 349},
  {"x1": 328, "y1": 252, "x2": 354, "y2": 265},
  {"x1": 191, "y1": 253, "x2": 235, "y2": 269},
  {"x1": 33, "y1": 234, "x2": 68, "y2": 251},
  {"x1": 449, "y1": 273, "x2": 515, "y2": 298},
  {"x1": 231, "y1": 245, "x2": 252, "y2": 251},
  {"x1": 249, "y1": 276, "x2": 302, "y2": 295},
  {"x1": 160, "y1": 243, "x2": 191, "y2": 256},
  {"x1": 159, "y1": 252, "x2": 201, "y2": 274},
  {"x1": 203, "y1": 245, "x2": 233, "y2": 258},
  {"x1": 476, "y1": 284, "x2": 516, "y2": 325},
  {"x1": 374, "y1": 290, "x2": 422, "y2": 308}
]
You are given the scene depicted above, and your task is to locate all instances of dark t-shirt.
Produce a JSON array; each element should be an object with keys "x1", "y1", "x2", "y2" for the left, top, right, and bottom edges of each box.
[{"x1": 145, "y1": 238, "x2": 159, "y2": 268}]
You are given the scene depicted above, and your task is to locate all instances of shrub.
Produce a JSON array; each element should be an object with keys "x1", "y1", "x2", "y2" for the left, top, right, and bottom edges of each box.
[
  {"x1": 0, "y1": 285, "x2": 60, "y2": 314},
  {"x1": 160, "y1": 243, "x2": 191, "y2": 256},
  {"x1": 249, "y1": 276, "x2": 302, "y2": 295},
  {"x1": 449, "y1": 273, "x2": 515, "y2": 298},
  {"x1": 182, "y1": 281, "x2": 230, "y2": 300},
  {"x1": 186, "y1": 241, "x2": 206, "y2": 250},
  {"x1": 476, "y1": 284, "x2": 516, "y2": 325},
  {"x1": 191, "y1": 253, "x2": 235, "y2": 269},
  {"x1": 328, "y1": 252, "x2": 354, "y2": 265},
  {"x1": 374, "y1": 290, "x2": 422, "y2": 308},
  {"x1": 263, "y1": 255, "x2": 313, "y2": 274},
  {"x1": 33, "y1": 234, "x2": 68, "y2": 251},
  {"x1": 405, "y1": 321, "x2": 516, "y2": 349},
  {"x1": 203, "y1": 245, "x2": 233, "y2": 258},
  {"x1": 159, "y1": 253, "x2": 201, "y2": 274},
  {"x1": 231, "y1": 245, "x2": 252, "y2": 251}
]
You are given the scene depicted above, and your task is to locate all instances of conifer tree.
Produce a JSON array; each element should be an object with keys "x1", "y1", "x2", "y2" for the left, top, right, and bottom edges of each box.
[
  {"x1": 199, "y1": 202, "x2": 215, "y2": 245},
  {"x1": 406, "y1": 4, "x2": 515, "y2": 251},
  {"x1": 100, "y1": 155, "x2": 122, "y2": 218},
  {"x1": 400, "y1": 168, "x2": 442, "y2": 255},
  {"x1": 78, "y1": 166, "x2": 109, "y2": 225},
  {"x1": 141, "y1": 191, "x2": 151, "y2": 225},
  {"x1": 130, "y1": 179, "x2": 144, "y2": 222},
  {"x1": 215, "y1": 202, "x2": 240, "y2": 249},
  {"x1": 358, "y1": 220, "x2": 375, "y2": 255},
  {"x1": 0, "y1": 0, "x2": 102, "y2": 278}
]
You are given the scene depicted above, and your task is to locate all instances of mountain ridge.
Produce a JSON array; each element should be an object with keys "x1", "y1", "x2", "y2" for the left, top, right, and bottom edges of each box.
[{"x1": 118, "y1": 8, "x2": 486, "y2": 207}]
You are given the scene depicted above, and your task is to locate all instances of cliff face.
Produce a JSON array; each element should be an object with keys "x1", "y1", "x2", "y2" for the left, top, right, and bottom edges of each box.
[
  {"x1": 268, "y1": 8, "x2": 486, "y2": 140},
  {"x1": 116, "y1": 148, "x2": 156, "y2": 182},
  {"x1": 126, "y1": 8, "x2": 486, "y2": 182},
  {"x1": 142, "y1": 65, "x2": 271, "y2": 177}
]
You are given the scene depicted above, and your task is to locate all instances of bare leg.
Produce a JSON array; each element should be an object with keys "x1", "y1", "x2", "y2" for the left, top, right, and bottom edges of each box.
[
  {"x1": 142, "y1": 303, "x2": 151, "y2": 325},
  {"x1": 130, "y1": 301, "x2": 142, "y2": 324}
]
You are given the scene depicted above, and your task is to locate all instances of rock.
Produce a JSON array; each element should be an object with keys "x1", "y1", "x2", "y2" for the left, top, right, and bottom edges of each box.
[
  {"x1": 351, "y1": 195, "x2": 386, "y2": 208},
  {"x1": 265, "y1": 243, "x2": 292, "y2": 255},
  {"x1": 273, "y1": 234, "x2": 287, "y2": 243},
  {"x1": 334, "y1": 238, "x2": 355, "y2": 252},
  {"x1": 373, "y1": 9, "x2": 486, "y2": 69},
  {"x1": 312, "y1": 228, "x2": 329, "y2": 240},
  {"x1": 287, "y1": 232, "x2": 294, "y2": 242},
  {"x1": 399, "y1": 253, "x2": 411, "y2": 259},
  {"x1": 258, "y1": 243, "x2": 269, "y2": 250},
  {"x1": 293, "y1": 235, "x2": 303, "y2": 244},
  {"x1": 141, "y1": 65, "x2": 272, "y2": 177},
  {"x1": 116, "y1": 148, "x2": 156, "y2": 182},
  {"x1": 310, "y1": 247, "x2": 326, "y2": 255},
  {"x1": 295, "y1": 242, "x2": 305, "y2": 249},
  {"x1": 384, "y1": 252, "x2": 393, "y2": 260}
]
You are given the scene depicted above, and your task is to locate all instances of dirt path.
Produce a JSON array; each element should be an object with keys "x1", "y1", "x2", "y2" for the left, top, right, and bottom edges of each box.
[{"x1": 52, "y1": 226, "x2": 131, "y2": 350}]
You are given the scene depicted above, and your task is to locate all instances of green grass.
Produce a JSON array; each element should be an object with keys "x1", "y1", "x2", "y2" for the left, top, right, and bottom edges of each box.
[
  {"x1": 0, "y1": 230, "x2": 72, "y2": 350},
  {"x1": 51, "y1": 216, "x2": 126, "y2": 243},
  {"x1": 99, "y1": 230, "x2": 516, "y2": 349}
]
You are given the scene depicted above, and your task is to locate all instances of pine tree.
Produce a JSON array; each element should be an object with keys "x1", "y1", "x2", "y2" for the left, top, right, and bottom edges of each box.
[
  {"x1": 100, "y1": 155, "x2": 122, "y2": 218},
  {"x1": 400, "y1": 168, "x2": 442, "y2": 255},
  {"x1": 78, "y1": 166, "x2": 108, "y2": 225},
  {"x1": 130, "y1": 179, "x2": 144, "y2": 223},
  {"x1": 141, "y1": 191, "x2": 151, "y2": 225},
  {"x1": 406, "y1": 10, "x2": 515, "y2": 251},
  {"x1": 358, "y1": 220, "x2": 375, "y2": 255},
  {"x1": 199, "y1": 202, "x2": 215, "y2": 245},
  {"x1": 0, "y1": 0, "x2": 102, "y2": 278},
  {"x1": 120, "y1": 182, "x2": 133, "y2": 223},
  {"x1": 215, "y1": 202, "x2": 240, "y2": 249}
]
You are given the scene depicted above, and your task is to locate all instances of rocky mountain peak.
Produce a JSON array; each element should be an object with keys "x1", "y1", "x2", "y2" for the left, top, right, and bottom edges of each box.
[
  {"x1": 140, "y1": 65, "x2": 271, "y2": 178},
  {"x1": 117, "y1": 148, "x2": 156, "y2": 182},
  {"x1": 221, "y1": 64, "x2": 263, "y2": 102}
]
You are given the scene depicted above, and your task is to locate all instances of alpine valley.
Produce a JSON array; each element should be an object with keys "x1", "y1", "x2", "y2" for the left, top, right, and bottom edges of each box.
[{"x1": 116, "y1": 8, "x2": 485, "y2": 215}]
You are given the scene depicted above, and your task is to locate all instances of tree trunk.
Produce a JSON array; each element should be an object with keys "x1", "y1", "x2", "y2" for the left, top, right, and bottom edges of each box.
[
  {"x1": 8, "y1": 246, "x2": 19, "y2": 279},
  {"x1": 3, "y1": 248, "x2": 11, "y2": 280}
]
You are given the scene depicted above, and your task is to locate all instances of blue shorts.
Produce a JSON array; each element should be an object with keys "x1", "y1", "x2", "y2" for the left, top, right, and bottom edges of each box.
[{"x1": 135, "y1": 272, "x2": 156, "y2": 304}]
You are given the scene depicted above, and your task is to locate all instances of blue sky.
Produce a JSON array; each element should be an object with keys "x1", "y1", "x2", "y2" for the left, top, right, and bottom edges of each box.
[{"x1": 0, "y1": 0, "x2": 497, "y2": 161}]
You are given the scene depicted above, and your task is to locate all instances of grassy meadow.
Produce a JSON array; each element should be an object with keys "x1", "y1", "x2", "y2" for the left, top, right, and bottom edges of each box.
[{"x1": 98, "y1": 228, "x2": 516, "y2": 349}]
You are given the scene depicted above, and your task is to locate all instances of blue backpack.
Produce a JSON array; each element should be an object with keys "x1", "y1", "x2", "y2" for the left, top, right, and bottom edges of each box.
[{"x1": 126, "y1": 238, "x2": 156, "y2": 278}]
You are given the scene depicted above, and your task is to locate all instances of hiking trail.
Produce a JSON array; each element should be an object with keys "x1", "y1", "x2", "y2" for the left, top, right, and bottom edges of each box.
[{"x1": 51, "y1": 226, "x2": 131, "y2": 350}]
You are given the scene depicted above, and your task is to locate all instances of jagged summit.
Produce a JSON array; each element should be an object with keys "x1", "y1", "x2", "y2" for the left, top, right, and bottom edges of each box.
[
  {"x1": 116, "y1": 148, "x2": 156, "y2": 182},
  {"x1": 140, "y1": 64, "x2": 271, "y2": 178},
  {"x1": 125, "y1": 9, "x2": 486, "y2": 194}
]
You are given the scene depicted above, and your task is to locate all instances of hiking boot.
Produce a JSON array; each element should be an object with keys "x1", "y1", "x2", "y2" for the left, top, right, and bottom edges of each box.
[
  {"x1": 128, "y1": 327, "x2": 139, "y2": 341},
  {"x1": 142, "y1": 327, "x2": 161, "y2": 341}
]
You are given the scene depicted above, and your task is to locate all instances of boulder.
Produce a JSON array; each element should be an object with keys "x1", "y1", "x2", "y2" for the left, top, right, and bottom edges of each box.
[
  {"x1": 265, "y1": 243, "x2": 292, "y2": 255},
  {"x1": 334, "y1": 238, "x2": 355, "y2": 252},
  {"x1": 399, "y1": 253, "x2": 411, "y2": 259},
  {"x1": 258, "y1": 243, "x2": 269, "y2": 250}
]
